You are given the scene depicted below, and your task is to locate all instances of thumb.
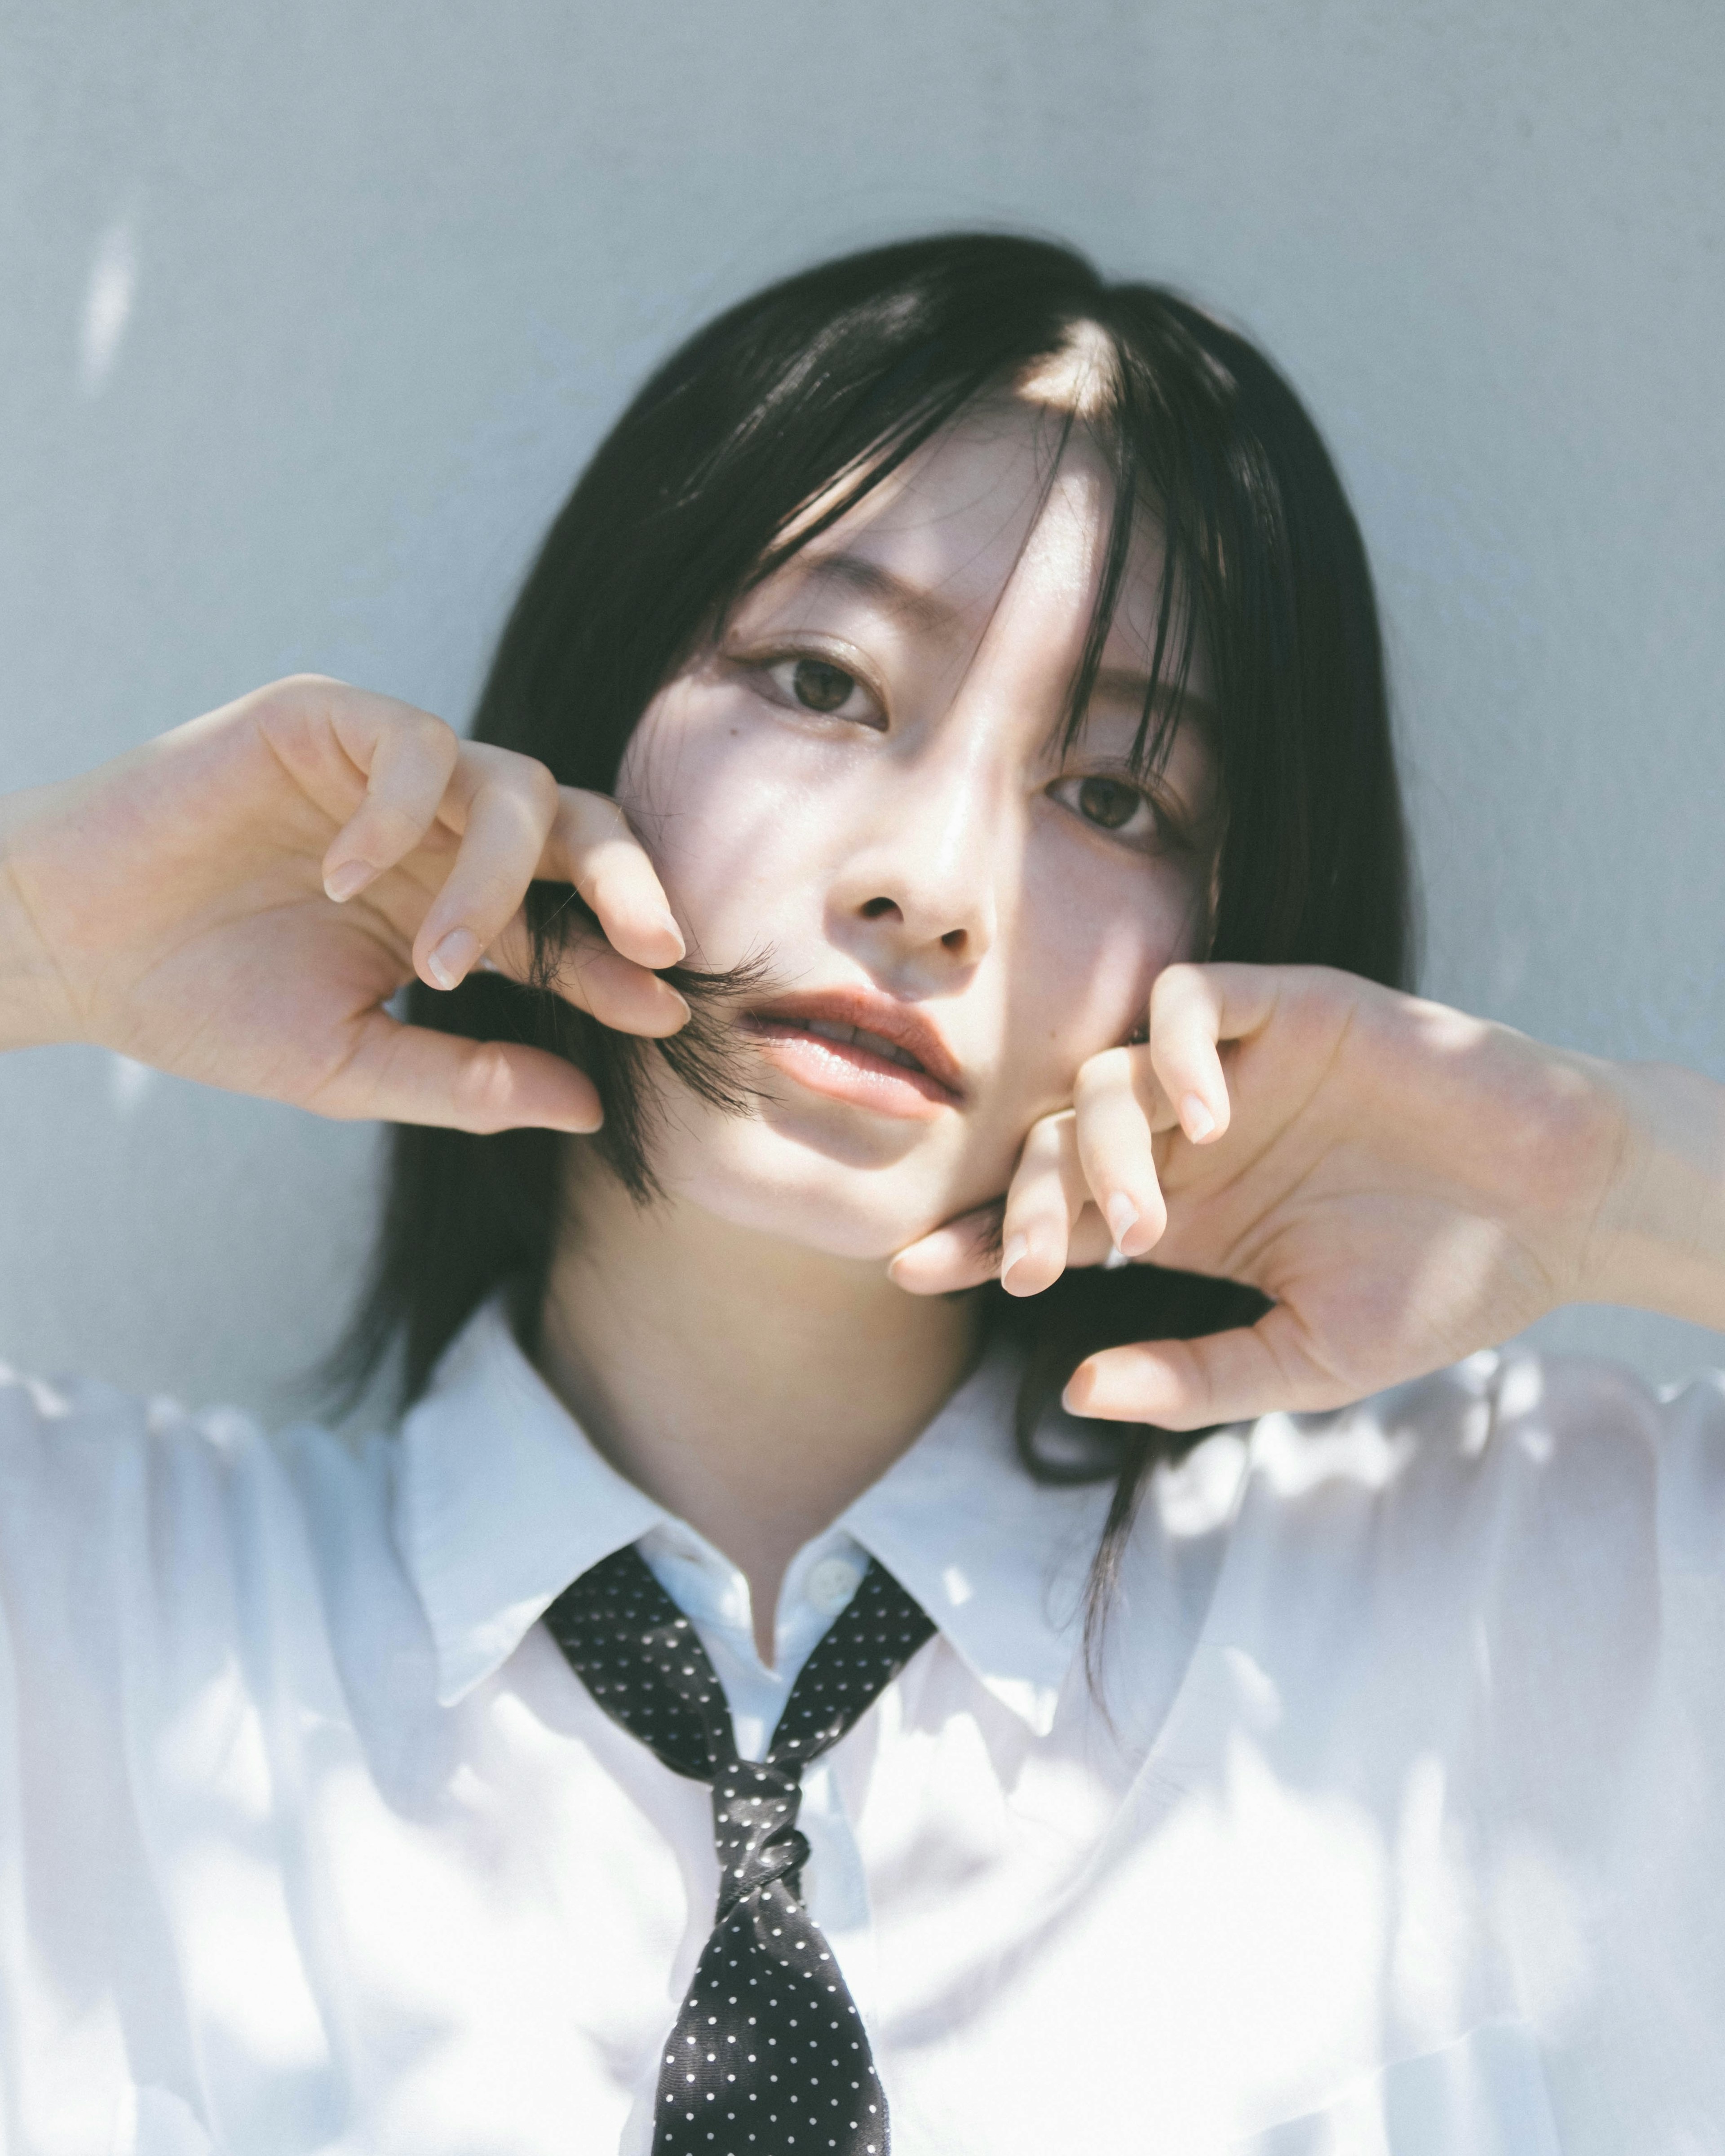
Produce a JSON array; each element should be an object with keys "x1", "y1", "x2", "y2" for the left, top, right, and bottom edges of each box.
[
  {"x1": 1063, "y1": 1306, "x2": 1351, "y2": 1430},
  {"x1": 310, "y1": 1008, "x2": 603, "y2": 1132},
  {"x1": 887, "y1": 1202, "x2": 1004, "y2": 1294}
]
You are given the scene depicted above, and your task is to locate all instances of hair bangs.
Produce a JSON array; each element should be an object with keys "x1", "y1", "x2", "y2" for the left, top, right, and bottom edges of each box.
[{"x1": 327, "y1": 235, "x2": 1411, "y2": 1657}]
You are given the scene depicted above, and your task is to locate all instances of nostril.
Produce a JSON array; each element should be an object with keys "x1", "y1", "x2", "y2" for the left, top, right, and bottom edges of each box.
[
  {"x1": 860, "y1": 897, "x2": 900, "y2": 920},
  {"x1": 941, "y1": 928, "x2": 967, "y2": 952}
]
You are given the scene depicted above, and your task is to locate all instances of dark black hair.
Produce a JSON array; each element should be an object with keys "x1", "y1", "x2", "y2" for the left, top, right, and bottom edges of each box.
[{"x1": 332, "y1": 231, "x2": 1413, "y2": 1621}]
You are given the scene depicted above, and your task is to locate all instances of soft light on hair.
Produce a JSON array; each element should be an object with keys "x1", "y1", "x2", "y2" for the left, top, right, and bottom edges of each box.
[{"x1": 326, "y1": 231, "x2": 1415, "y2": 1648}]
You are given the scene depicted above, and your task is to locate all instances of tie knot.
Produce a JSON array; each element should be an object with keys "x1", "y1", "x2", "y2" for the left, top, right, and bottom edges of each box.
[{"x1": 711, "y1": 1759, "x2": 809, "y2": 1914}]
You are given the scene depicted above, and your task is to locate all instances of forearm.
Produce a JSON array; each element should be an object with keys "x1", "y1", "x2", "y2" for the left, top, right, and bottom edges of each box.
[{"x1": 1584, "y1": 1058, "x2": 1725, "y2": 1332}]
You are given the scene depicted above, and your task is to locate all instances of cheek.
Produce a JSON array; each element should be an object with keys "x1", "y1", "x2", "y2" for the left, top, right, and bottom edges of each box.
[
  {"x1": 1012, "y1": 841, "x2": 1207, "y2": 1070},
  {"x1": 616, "y1": 690, "x2": 827, "y2": 954}
]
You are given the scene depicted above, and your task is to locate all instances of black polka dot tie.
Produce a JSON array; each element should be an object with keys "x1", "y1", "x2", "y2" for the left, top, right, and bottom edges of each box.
[{"x1": 544, "y1": 1545, "x2": 934, "y2": 2156}]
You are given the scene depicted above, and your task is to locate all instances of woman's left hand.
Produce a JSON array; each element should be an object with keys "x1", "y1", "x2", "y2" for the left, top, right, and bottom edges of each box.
[{"x1": 889, "y1": 964, "x2": 1725, "y2": 1429}]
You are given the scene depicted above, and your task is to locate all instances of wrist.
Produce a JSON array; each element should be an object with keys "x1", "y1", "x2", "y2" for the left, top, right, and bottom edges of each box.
[
  {"x1": 1581, "y1": 1058, "x2": 1725, "y2": 1330},
  {"x1": 0, "y1": 790, "x2": 80, "y2": 1054}
]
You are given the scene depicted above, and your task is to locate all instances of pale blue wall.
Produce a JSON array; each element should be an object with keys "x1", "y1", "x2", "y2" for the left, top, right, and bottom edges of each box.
[{"x1": 3, "y1": 0, "x2": 1721, "y2": 1417}]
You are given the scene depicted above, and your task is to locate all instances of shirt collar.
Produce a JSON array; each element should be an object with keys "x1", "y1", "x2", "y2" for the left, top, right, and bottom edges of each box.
[
  {"x1": 394, "y1": 1303, "x2": 667, "y2": 1706},
  {"x1": 834, "y1": 1347, "x2": 1113, "y2": 1734},
  {"x1": 393, "y1": 1301, "x2": 1114, "y2": 1731}
]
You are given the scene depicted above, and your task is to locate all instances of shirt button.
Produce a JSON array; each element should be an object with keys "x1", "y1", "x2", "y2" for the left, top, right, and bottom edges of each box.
[{"x1": 805, "y1": 1556, "x2": 864, "y2": 1617}]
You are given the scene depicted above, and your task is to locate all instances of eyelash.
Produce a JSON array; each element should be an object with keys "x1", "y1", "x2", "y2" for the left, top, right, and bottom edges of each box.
[
  {"x1": 1046, "y1": 772, "x2": 1185, "y2": 854},
  {"x1": 737, "y1": 643, "x2": 1188, "y2": 854},
  {"x1": 749, "y1": 647, "x2": 885, "y2": 728}
]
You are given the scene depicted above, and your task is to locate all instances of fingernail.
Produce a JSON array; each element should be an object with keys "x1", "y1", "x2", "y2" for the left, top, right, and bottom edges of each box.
[
  {"x1": 1106, "y1": 1193, "x2": 1139, "y2": 1248},
  {"x1": 1062, "y1": 1364, "x2": 1095, "y2": 1415},
  {"x1": 425, "y1": 928, "x2": 480, "y2": 990},
  {"x1": 324, "y1": 859, "x2": 375, "y2": 902},
  {"x1": 656, "y1": 912, "x2": 687, "y2": 963},
  {"x1": 635, "y1": 982, "x2": 692, "y2": 1035},
  {"x1": 1181, "y1": 1092, "x2": 1216, "y2": 1141},
  {"x1": 999, "y1": 1233, "x2": 1029, "y2": 1290}
]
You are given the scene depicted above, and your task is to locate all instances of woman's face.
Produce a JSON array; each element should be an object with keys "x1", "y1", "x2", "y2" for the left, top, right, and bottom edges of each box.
[{"x1": 610, "y1": 396, "x2": 1219, "y2": 1260}]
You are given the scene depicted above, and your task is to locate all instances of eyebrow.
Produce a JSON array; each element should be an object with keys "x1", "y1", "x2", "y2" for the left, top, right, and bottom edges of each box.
[
  {"x1": 779, "y1": 550, "x2": 965, "y2": 636},
  {"x1": 770, "y1": 548, "x2": 1217, "y2": 729},
  {"x1": 1088, "y1": 666, "x2": 1215, "y2": 720}
]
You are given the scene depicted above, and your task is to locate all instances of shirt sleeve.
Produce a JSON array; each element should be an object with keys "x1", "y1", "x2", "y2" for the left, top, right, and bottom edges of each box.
[
  {"x1": 0, "y1": 1363, "x2": 272, "y2": 2145},
  {"x1": 1448, "y1": 1353, "x2": 1725, "y2": 2139},
  {"x1": 1199, "y1": 1348, "x2": 1725, "y2": 2149}
]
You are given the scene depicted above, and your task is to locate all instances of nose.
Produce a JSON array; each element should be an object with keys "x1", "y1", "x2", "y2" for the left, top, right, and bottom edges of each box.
[{"x1": 827, "y1": 736, "x2": 1004, "y2": 975}]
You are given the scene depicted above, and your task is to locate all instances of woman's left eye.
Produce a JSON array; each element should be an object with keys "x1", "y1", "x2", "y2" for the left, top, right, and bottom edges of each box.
[{"x1": 1049, "y1": 772, "x2": 1168, "y2": 848}]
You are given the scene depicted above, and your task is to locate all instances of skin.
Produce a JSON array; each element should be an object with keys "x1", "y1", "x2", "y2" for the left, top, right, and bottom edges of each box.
[
  {"x1": 601, "y1": 405, "x2": 1218, "y2": 1262},
  {"x1": 1, "y1": 398, "x2": 1722, "y2": 1660},
  {"x1": 542, "y1": 402, "x2": 1220, "y2": 1633}
]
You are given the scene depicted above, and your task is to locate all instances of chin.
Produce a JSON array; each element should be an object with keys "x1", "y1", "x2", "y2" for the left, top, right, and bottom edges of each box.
[{"x1": 658, "y1": 1121, "x2": 972, "y2": 1265}]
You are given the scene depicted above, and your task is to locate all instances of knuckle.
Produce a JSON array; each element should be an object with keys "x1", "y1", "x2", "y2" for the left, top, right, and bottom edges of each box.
[
  {"x1": 1074, "y1": 1047, "x2": 1129, "y2": 1103},
  {"x1": 249, "y1": 673, "x2": 339, "y2": 736},
  {"x1": 516, "y1": 759, "x2": 560, "y2": 820},
  {"x1": 570, "y1": 783, "x2": 629, "y2": 822},
  {"x1": 265, "y1": 671, "x2": 340, "y2": 710},
  {"x1": 452, "y1": 1043, "x2": 519, "y2": 1129},
  {"x1": 468, "y1": 739, "x2": 554, "y2": 803},
  {"x1": 1026, "y1": 1114, "x2": 1072, "y2": 1163},
  {"x1": 421, "y1": 723, "x2": 461, "y2": 778},
  {"x1": 407, "y1": 709, "x2": 457, "y2": 754}
]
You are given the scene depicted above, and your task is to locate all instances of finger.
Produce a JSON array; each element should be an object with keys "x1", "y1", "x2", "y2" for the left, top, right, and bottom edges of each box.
[
  {"x1": 535, "y1": 925, "x2": 691, "y2": 1037},
  {"x1": 1146, "y1": 962, "x2": 1281, "y2": 1144},
  {"x1": 1065, "y1": 1206, "x2": 1116, "y2": 1270},
  {"x1": 888, "y1": 1180, "x2": 1122, "y2": 1296},
  {"x1": 542, "y1": 791, "x2": 686, "y2": 972},
  {"x1": 410, "y1": 746, "x2": 564, "y2": 990},
  {"x1": 887, "y1": 1202, "x2": 1004, "y2": 1295},
  {"x1": 311, "y1": 1010, "x2": 603, "y2": 1133},
  {"x1": 1145, "y1": 964, "x2": 1232, "y2": 1143},
  {"x1": 486, "y1": 910, "x2": 690, "y2": 1036},
  {"x1": 1062, "y1": 1303, "x2": 1343, "y2": 1430},
  {"x1": 999, "y1": 1112, "x2": 1091, "y2": 1297},
  {"x1": 320, "y1": 707, "x2": 461, "y2": 898},
  {"x1": 1072, "y1": 1047, "x2": 1170, "y2": 1258}
]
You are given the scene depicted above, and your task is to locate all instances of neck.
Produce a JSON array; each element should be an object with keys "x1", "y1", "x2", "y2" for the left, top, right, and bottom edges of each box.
[{"x1": 536, "y1": 1151, "x2": 980, "y2": 1661}]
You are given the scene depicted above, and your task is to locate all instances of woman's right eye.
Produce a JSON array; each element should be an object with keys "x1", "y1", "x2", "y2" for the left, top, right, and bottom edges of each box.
[
  {"x1": 789, "y1": 657, "x2": 854, "y2": 711},
  {"x1": 760, "y1": 654, "x2": 880, "y2": 724}
]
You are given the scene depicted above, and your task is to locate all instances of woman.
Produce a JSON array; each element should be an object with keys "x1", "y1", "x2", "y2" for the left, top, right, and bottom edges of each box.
[{"x1": 0, "y1": 234, "x2": 1721, "y2": 2154}]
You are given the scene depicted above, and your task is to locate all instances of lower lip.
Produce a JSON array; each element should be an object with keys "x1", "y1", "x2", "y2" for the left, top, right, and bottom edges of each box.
[{"x1": 744, "y1": 1021, "x2": 958, "y2": 1120}]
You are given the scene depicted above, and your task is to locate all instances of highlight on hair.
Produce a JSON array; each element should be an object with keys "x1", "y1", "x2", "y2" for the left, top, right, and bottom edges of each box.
[{"x1": 327, "y1": 230, "x2": 1414, "y2": 1641}]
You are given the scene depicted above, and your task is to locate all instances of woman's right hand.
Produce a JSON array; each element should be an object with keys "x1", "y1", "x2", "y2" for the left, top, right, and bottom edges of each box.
[{"x1": 0, "y1": 675, "x2": 690, "y2": 1131}]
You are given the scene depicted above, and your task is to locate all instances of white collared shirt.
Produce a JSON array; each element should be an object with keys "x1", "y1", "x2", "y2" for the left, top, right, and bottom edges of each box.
[{"x1": 2, "y1": 1305, "x2": 1724, "y2": 2155}]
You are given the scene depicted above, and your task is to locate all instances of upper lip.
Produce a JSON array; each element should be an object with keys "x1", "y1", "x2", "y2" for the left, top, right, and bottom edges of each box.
[{"x1": 745, "y1": 986, "x2": 965, "y2": 1099}]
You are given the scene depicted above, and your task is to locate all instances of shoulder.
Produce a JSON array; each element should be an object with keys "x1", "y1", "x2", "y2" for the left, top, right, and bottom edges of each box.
[
  {"x1": 1222, "y1": 1345, "x2": 1725, "y2": 1553},
  {"x1": 0, "y1": 1358, "x2": 402, "y2": 1677},
  {"x1": 0, "y1": 1354, "x2": 388, "y2": 1518},
  {"x1": 1184, "y1": 1348, "x2": 1725, "y2": 1739}
]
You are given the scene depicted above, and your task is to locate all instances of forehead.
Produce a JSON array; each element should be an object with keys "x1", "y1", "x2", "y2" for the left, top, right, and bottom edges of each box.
[{"x1": 758, "y1": 396, "x2": 1180, "y2": 671}]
